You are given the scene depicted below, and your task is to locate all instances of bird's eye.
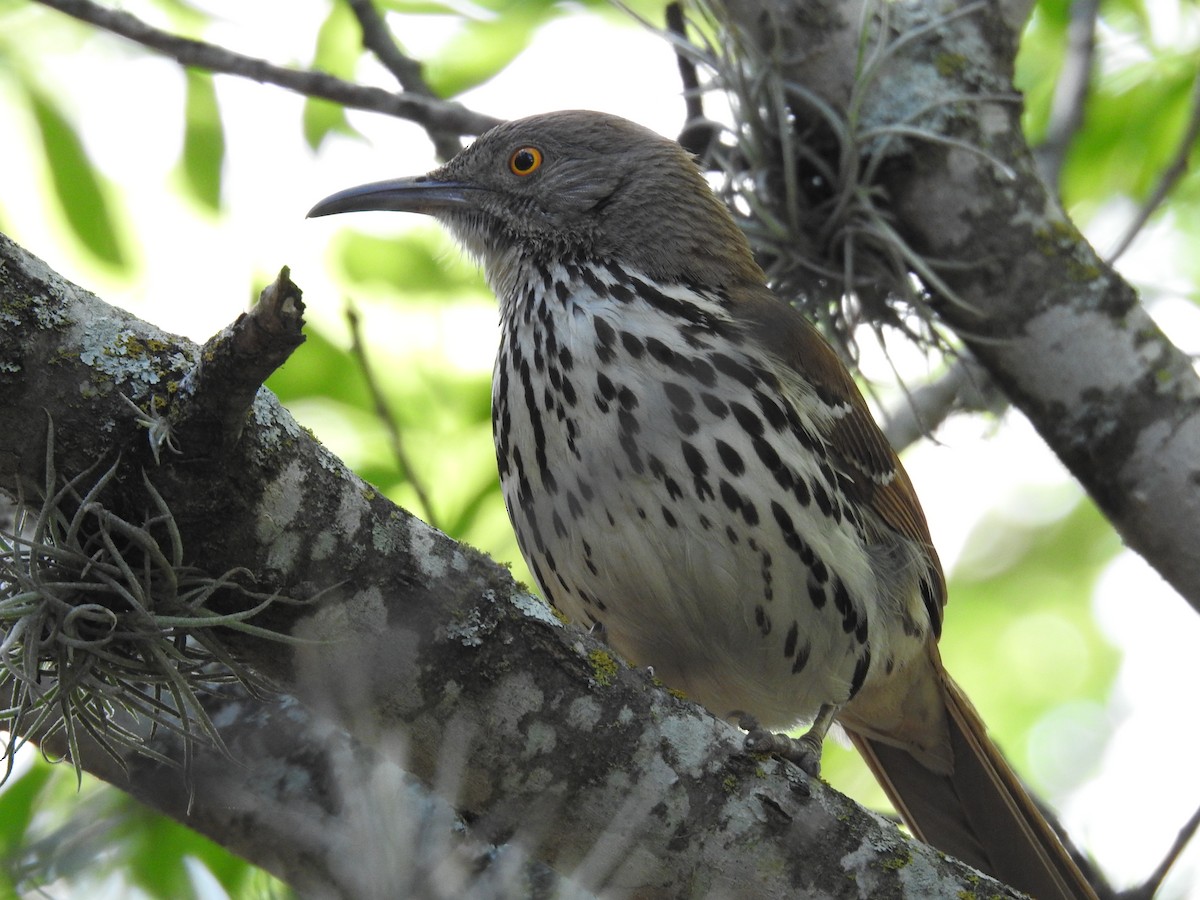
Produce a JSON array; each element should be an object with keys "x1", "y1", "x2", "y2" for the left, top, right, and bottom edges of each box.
[{"x1": 508, "y1": 147, "x2": 543, "y2": 176}]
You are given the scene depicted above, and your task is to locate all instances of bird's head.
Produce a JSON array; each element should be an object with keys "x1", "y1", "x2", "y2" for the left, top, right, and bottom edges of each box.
[{"x1": 308, "y1": 110, "x2": 763, "y2": 294}]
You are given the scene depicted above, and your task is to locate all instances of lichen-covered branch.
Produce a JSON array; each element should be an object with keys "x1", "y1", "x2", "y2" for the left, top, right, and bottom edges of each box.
[
  {"x1": 713, "y1": 0, "x2": 1200, "y2": 612},
  {"x1": 0, "y1": 231, "x2": 1017, "y2": 897}
]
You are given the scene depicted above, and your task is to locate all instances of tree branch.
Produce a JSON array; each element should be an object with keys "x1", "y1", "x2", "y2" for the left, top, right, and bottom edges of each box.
[
  {"x1": 344, "y1": 298, "x2": 441, "y2": 530},
  {"x1": 341, "y1": 0, "x2": 464, "y2": 160},
  {"x1": 31, "y1": 0, "x2": 500, "y2": 142},
  {"x1": 881, "y1": 354, "x2": 1004, "y2": 453},
  {"x1": 713, "y1": 0, "x2": 1200, "y2": 613},
  {"x1": 0, "y1": 231, "x2": 1021, "y2": 898}
]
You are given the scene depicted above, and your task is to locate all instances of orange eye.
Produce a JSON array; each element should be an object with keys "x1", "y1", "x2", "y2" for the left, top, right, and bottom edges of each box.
[{"x1": 508, "y1": 146, "x2": 543, "y2": 176}]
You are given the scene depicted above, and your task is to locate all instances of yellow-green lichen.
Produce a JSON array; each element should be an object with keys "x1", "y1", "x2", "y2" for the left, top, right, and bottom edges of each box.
[
  {"x1": 935, "y1": 52, "x2": 967, "y2": 78},
  {"x1": 881, "y1": 847, "x2": 912, "y2": 871},
  {"x1": 588, "y1": 648, "x2": 618, "y2": 687}
]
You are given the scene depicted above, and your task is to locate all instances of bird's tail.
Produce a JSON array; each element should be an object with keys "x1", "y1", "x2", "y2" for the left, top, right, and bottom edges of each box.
[{"x1": 846, "y1": 673, "x2": 1097, "y2": 900}]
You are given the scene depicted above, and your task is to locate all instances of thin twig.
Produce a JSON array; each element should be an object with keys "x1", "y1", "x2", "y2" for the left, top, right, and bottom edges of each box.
[
  {"x1": 344, "y1": 300, "x2": 440, "y2": 530},
  {"x1": 1120, "y1": 802, "x2": 1200, "y2": 900},
  {"x1": 881, "y1": 354, "x2": 1004, "y2": 452},
  {"x1": 342, "y1": 0, "x2": 463, "y2": 160},
  {"x1": 665, "y1": 2, "x2": 721, "y2": 160},
  {"x1": 1034, "y1": 0, "x2": 1100, "y2": 194},
  {"x1": 1108, "y1": 70, "x2": 1200, "y2": 264},
  {"x1": 32, "y1": 0, "x2": 499, "y2": 141}
]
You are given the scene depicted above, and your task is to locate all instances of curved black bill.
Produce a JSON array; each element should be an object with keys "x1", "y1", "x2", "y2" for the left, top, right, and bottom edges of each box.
[{"x1": 307, "y1": 177, "x2": 477, "y2": 218}]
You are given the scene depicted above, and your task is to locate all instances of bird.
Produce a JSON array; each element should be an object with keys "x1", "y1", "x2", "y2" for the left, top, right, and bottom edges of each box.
[{"x1": 309, "y1": 110, "x2": 1096, "y2": 899}]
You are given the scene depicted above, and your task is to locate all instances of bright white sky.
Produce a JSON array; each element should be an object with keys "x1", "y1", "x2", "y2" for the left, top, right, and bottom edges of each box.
[{"x1": 3, "y1": 1, "x2": 1200, "y2": 896}]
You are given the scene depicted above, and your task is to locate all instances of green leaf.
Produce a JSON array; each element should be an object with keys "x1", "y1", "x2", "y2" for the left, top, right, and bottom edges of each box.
[
  {"x1": 331, "y1": 227, "x2": 486, "y2": 295},
  {"x1": 0, "y1": 759, "x2": 54, "y2": 855},
  {"x1": 1015, "y1": 0, "x2": 1071, "y2": 145},
  {"x1": 26, "y1": 87, "x2": 128, "y2": 269},
  {"x1": 1061, "y1": 55, "x2": 1196, "y2": 209},
  {"x1": 178, "y1": 70, "x2": 225, "y2": 211},
  {"x1": 423, "y1": 3, "x2": 560, "y2": 98},
  {"x1": 304, "y1": 2, "x2": 361, "y2": 150}
]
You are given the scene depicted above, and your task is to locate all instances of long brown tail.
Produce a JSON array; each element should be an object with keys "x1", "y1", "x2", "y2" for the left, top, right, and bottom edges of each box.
[{"x1": 846, "y1": 673, "x2": 1097, "y2": 900}]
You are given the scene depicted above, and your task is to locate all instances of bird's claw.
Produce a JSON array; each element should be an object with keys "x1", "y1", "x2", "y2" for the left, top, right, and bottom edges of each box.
[{"x1": 739, "y1": 713, "x2": 824, "y2": 777}]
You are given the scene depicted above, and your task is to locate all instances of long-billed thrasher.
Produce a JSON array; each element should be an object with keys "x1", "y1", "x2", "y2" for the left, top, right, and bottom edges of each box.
[{"x1": 310, "y1": 110, "x2": 1095, "y2": 899}]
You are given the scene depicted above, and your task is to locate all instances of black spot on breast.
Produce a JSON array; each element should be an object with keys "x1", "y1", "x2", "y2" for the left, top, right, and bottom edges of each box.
[
  {"x1": 755, "y1": 390, "x2": 788, "y2": 430},
  {"x1": 849, "y1": 650, "x2": 871, "y2": 699},
  {"x1": 700, "y1": 392, "x2": 728, "y2": 417},
  {"x1": 680, "y1": 441, "x2": 713, "y2": 500},
  {"x1": 784, "y1": 621, "x2": 798, "y2": 658},
  {"x1": 621, "y1": 331, "x2": 644, "y2": 357},
  {"x1": 646, "y1": 337, "x2": 676, "y2": 367},
  {"x1": 690, "y1": 357, "x2": 716, "y2": 387},
  {"x1": 664, "y1": 382, "x2": 695, "y2": 412},
  {"x1": 580, "y1": 265, "x2": 606, "y2": 295},
  {"x1": 807, "y1": 575, "x2": 826, "y2": 609},
  {"x1": 792, "y1": 641, "x2": 810, "y2": 674},
  {"x1": 755, "y1": 604, "x2": 771, "y2": 636},
  {"x1": 719, "y1": 479, "x2": 741, "y2": 513},
  {"x1": 672, "y1": 411, "x2": 699, "y2": 435},
  {"x1": 920, "y1": 571, "x2": 941, "y2": 638},
  {"x1": 710, "y1": 352, "x2": 758, "y2": 388},
  {"x1": 619, "y1": 428, "x2": 644, "y2": 474},
  {"x1": 812, "y1": 480, "x2": 833, "y2": 518},
  {"x1": 715, "y1": 440, "x2": 745, "y2": 476},
  {"x1": 594, "y1": 316, "x2": 616, "y2": 346},
  {"x1": 609, "y1": 282, "x2": 633, "y2": 304},
  {"x1": 662, "y1": 506, "x2": 677, "y2": 528},
  {"x1": 729, "y1": 402, "x2": 764, "y2": 438},
  {"x1": 793, "y1": 477, "x2": 811, "y2": 507},
  {"x1": 811, "y1": 556, "x2": 828, "y2": 584}
]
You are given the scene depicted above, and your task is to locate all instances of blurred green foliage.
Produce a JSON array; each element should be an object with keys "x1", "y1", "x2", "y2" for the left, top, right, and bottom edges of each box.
[
  {"x1": 0, "y1": 756, "x2": 290, "y2": 897},
  {"x1": 26, "y1": 87, "x2": 129, "y2": 268},
  {"x1": 0, "y1": 0, "x2": 1197, "y2": 895},
  {"x1": 179, "y1": 71, "x2": 226, "y2": 211}
]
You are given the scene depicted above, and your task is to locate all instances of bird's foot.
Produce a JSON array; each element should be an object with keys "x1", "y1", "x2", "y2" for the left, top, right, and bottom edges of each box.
[
  {"x1": 739, "y1": 704, "x2": 838, "y2": 778},
  {"x1": 741, "y1": 719, "x2": 822, "y2": 777}
]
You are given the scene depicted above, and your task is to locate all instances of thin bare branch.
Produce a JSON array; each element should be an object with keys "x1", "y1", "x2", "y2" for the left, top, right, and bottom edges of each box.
[
  {"x1": 1034, "y1": 0, "x2": 1100, "y2": 194},
  {"x1": 1108, "y1": 70, "x2": 1200, "y2": 264},
  {"x1": 882, "y1": 355, "x2": 1004, "y2": 452},
  {"x1": 344, "y1": 299, "x2": 440, "y2": 531},
  {"x1": 32, "y1": 0, "x2": 499, "y2": 142},
  {"x1": 341, "y1": 0, "x2": 464, "y2": 160},
  {"x1": 1119, "y1": 802, "x2": 1200, "y2": 900}
]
